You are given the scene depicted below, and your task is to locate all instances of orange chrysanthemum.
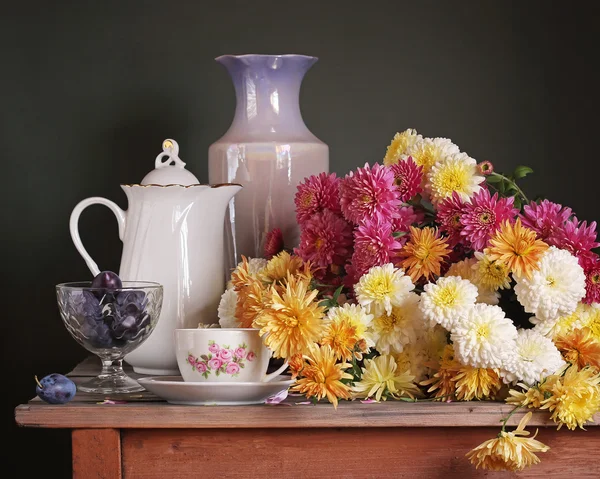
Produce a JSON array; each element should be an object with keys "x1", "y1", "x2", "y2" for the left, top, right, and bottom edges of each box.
[
  {"x1": 291, "y1": 345, "x2": 353, "y2": 408},
  {"x1": 486, "y1": 218, "x2": 548, "y2": 279},
  {"x1": 454, "y1": 365, "x2": 502, "y2": 401},
  {"x1": 555, "y1": 327, "x2": 600, "y2": 372},
  {"x1": 259, "y1": 251, "x2": 306, "y2": 283},
  {"x1": 253, "y1": 274, "x2": 326, "y2": 359},
  {"x1": 420, "y1": 345, "x2": 460, "y2": 400},
  {"x1": 398, "y1": 226, "x2": 451, "y2": 282}
]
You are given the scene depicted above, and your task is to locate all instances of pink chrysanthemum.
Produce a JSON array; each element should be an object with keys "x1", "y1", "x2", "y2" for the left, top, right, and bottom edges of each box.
[
  {"x1": 581, "y1": 254, "x2": 600, "y2": 304},
  {"x1": 460, "y1": 189, "x2": 518, "y2": 251},
  {"x1": 436, "y1": 191, "x2": 467, "y2": 246},
  {"x1": 392, "y1": 205, "x2": 420, "y2": 239},
  {"x1": 294, "y1": 209, "x2": 353, "y2": 270},
  {"x1": 389, "y1": 156, "x2": 423, "y2": 202},
  {"x1": 549, "y1": 216, "x2": 600, "y2": 265},
  {"x1": 339, "y1": 162, "x2": 400, "y2": 225},
  {"x1": 477, "y1": 161, "x2": 494, "y2": 176},
  {"x1": 351, "y1": 217, "x2": 403, "y2": 279},
  {"x1": 294, "y1": 172, "x2": 341, "y2": 224},
  {"x1": 520, "y1": 199, "x2": 573, "y2": 242},
  {"x1": 264, "y1": 228, "x2": 284, "y2": 259}
]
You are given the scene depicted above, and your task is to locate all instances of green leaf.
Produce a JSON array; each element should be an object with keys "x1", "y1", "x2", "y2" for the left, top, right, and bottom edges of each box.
[
  {"x1": 513, "y1": 165, "x2": 533, "y2": 179},
  {"x1": 513, "y1": 196, "x2": 522, "y2": 210},
  {"x1": 332, "y1": 285, "x2": 344, "y2": 303},
  {"x1": 486, "y1": 174, "x2": 503, "y2": 184},
  {"x1": 392, "y1": 231, "x2": 408, "y2": 238}
]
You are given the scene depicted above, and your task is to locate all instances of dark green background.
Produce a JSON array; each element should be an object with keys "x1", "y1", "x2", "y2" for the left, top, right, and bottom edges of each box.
[{"x1": 3, "y1": 1, "x2": 598, "y2": 475}]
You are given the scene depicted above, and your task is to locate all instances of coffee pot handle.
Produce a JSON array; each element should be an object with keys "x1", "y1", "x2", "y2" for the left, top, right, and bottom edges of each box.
[{"x1": 69, "y1": 197, "x2": 126, "y2": 276}]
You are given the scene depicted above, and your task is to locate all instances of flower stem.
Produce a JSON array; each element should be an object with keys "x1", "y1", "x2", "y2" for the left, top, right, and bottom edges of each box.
[
  {"x1": 500, "y1": 404, "x2": 523, "y2": 432},
  {"x1": 490, "y1": 173, "x2": 530, "y2": 203}
]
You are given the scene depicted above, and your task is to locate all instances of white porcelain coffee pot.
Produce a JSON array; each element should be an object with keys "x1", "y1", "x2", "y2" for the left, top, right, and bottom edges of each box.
[{"x1": 70, "y1": 139, "x2": 242, "y2": 375}]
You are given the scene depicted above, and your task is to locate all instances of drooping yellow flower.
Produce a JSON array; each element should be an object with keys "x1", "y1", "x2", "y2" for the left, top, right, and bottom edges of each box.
[
  {"x1": 474, "y1": 251, "x2": 511, "y2": 290},
  {"x1": 540, "y1": 364, "x2": 600, "y2": 430},
  {"x1": 555, "y1": 327, "x2": 600, "y2": 371},
  {"x1": 486, "y1": 218, "x2": 549, "y2": 280},
  {"x1": 420, "y1": 344, "x2": 460, "y2": 400},
  {"x1": 466, "y1": 412, "x2": 550, "y2": 472},
  {"x1": 254, "y1": 274, "x2": 326, "y2": 359},
  {"x1": 259, "y1": 251, "x2": 306, "y2": 283},
  {"x1": 454, "y1": 365, "x2": 502, "y2": 401},
  {"x1": 320, "y1": 304, "x2": 374, "y2": 361},
  {"x1": 291, "y1": 345, "x2": 352, "y2": 408},
  {"x1": 382, "y1": 129, "x2": 422, "y2": 166},
  {"x1": 352, "y1": 354, "x2": 421, "y2": 401},
  {"x1": 398, "y1": 226, "x2": 451, "y2": 282}
]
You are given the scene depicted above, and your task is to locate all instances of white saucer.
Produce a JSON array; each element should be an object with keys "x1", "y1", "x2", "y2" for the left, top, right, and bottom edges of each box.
[{"x1": 137, "y1": 375, "x2": 295, "y2": 405}]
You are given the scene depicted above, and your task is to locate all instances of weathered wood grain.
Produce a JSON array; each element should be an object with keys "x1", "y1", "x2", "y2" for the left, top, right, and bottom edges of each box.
[
  {"x1": 72, "y1": 429, "x2": 121, "y2": 479},
  {"x1": 15, "y1": 399, "x2": 600, "y2": 429},
  {"x1": 121, "y1": 427, "x2": 600, "y2": 478}
]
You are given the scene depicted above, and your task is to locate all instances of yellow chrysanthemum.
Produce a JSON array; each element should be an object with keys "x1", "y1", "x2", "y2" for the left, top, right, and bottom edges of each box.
[
  {"x1": 426, "y1": 153, "x2": 485, "y2": 203},
  {"x1": 399, "y1": 226, "x2": 451, "y2": 282},
  {"x1": 466, "y1": 412, "x2": 550, "y2": 472},
  {"x1": 291, "y1": 345, "x2": 352, "y2": 408},
  {"x1": 454, "y1": 366, "x2": 502, "y2": 401},
  {"x1": 532, "y1": 302, "x2": 588, "y2": 338},
  {"x1": 352, "y1": 354, "x2": 421, "y2": 401},
  {"x1": 506, "y1": 383, "x2": 548, "y2": 409},
  {"x1": 259, "y1": 251, "x2": 306, "y2": 283},
  {"x1": 486, "y1": 218, "x2": 549, "y2": 280},
  {"x1": 405, "y1": 137, "x2": 459, "y2": 177},
  {"x1": 556, "y1": 327, "x2": 600, "y2": 372},
  {"x1": 320, "y1": 304, "x2": 374, "y2": 361},
  {"x1": 382, "y1": 129, "x2": 422, "y2": 166},
  {"x1": 540, "y1": 364, "x2": 600, "y2": 430},
  {"x1": 288, "y1": 353, "x2": 304, "y2": 379},
  {"x1": 474, "y1": 251, "x2": 511, "y2": 290},
  {"x1": 254, "y1": 274, "x2": 326, "y2": 359},
  {"x1": 574, "y1": 303, "x2": 600, "y2": 342},
  {"x1": 445, "y1": 257, "x2": 499, "y2": 305},
  {"x1": 420, "y1": 344, "x2": 460, "y2": 400}
]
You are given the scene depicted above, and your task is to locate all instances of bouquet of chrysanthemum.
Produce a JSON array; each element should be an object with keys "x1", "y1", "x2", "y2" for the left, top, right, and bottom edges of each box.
[{"x1": 215, "y1": 128, "x2": 600, "y2": 473}]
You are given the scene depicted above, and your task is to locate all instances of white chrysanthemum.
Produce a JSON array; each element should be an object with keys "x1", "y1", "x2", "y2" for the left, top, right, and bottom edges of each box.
[
  {"x1": 426, "y1": 152, "x2": 485, "y2": 204},
  {"x1": 370, "y1": 293, "x2": 423, "y2": 354},
  {"x1": 500, "y1": 329, "x2": 566, "y2": 385},
  {"x1": 326, "y1": 303, "x2": 375, "y2": 348},
  {"x1": 446, "y1": 257, "x2": 500, "y2": 305},
  {"x1": 355, "y1": 263, "x2": 415, "y2": 316},
  {"x1": 419, "y1": 276, "x2": 479, "y2": 330},
  {"x1": 405, "y1": 137, "x2": 460, "y2": 177},
  {"x1": 197, "y1": 322, "x2": 220, "y2": 329},
  {"x1": 217, "y1": 288, "x2": 239, "y2": 328},
  {"x1": 514, "y1": 246, "x2": 586, "y2": 322},
  {"x1": 530, "y1": 302, "x2": 587, "y2": 338},
  {"x1": 451, "y1": 303, "x2": 518, "y2": 368},
  {"x1": 393, "y1": 324, "x2": 449, "y2": 383}
]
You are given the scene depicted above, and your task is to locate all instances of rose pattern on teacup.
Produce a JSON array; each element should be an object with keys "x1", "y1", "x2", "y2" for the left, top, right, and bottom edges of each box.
[{"x1": 186, "y1": 340, "x2": 256, "y2": 379}]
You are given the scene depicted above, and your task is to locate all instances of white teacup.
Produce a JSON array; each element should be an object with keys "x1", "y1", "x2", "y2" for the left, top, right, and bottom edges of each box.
[{"x1": 174, "y1": 328, "x2": 289, "y2": 383}]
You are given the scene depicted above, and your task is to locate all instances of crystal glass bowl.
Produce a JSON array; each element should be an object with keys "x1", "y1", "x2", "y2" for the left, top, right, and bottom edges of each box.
[{"x1": 56, "y1": 281, "x2": 163, "y2": 394}]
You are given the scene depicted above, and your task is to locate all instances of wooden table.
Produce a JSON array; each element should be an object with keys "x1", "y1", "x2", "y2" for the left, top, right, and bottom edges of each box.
[{"x1": 14, "y1": 357, "x2": 600, "y2": 478}]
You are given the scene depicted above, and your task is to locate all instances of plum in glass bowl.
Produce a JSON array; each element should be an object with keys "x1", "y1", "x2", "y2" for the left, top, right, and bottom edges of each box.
[{"x1": 56, "y1": 279, "x2": 163, "y2": 394}]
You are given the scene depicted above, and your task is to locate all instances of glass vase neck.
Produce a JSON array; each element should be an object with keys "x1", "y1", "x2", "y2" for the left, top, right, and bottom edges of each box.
[{"x1": 216, "y1": 54, "x2": 318, "y2": 141}]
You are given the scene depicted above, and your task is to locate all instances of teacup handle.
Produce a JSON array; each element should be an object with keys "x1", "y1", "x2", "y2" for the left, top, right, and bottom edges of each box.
[
  {"x1": 262, "y1": 361, "x2": 289, "y2": 383},
  {"x1": 69, "y1": 197, "x2": 127, "y2": 276}
]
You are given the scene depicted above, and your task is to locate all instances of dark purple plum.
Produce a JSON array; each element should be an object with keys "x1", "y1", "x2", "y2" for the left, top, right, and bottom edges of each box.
[
  {"x1": 91, "y1": 271, "x2": 123, "y2": 290},
  {"x1": 35, "y1": 374, "x2": 77, "y2": 404}
]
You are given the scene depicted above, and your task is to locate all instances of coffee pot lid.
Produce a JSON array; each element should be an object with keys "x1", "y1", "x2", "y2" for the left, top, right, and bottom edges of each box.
[{"x1": 140, "y1": 139, "x2": 200, "y2": 186}]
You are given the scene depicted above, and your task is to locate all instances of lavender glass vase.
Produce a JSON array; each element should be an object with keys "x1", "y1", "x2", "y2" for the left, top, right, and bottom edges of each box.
[{"x1": 208, "y1": 54, "x2": 329, "y2": 275}]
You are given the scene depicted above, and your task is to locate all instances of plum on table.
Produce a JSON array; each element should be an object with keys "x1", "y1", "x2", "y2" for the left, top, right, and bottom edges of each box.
[{"x1": 35, "y1": 373, "x2": 77, "y2": 404}]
